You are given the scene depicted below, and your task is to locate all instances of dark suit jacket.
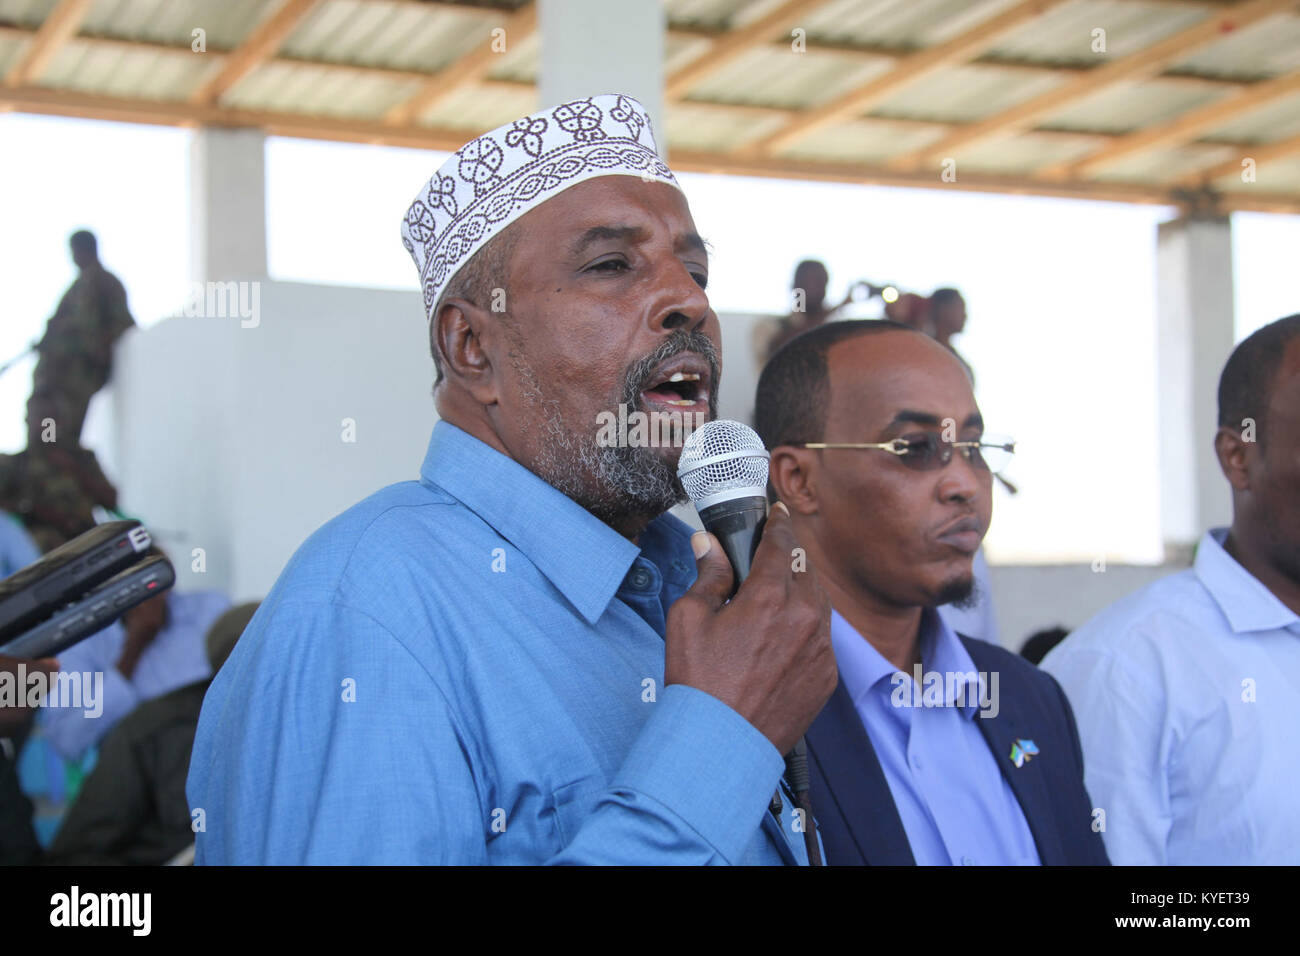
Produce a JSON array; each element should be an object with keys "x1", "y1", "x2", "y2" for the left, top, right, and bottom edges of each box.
[{"x1": 808, "y1": 634, "x2": 1109, "y2": 865}]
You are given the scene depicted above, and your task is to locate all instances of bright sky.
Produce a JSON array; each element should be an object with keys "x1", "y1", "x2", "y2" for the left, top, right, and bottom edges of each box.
[{"x1": 2, "y1": 112, "x2": 1296, "y2": 563}]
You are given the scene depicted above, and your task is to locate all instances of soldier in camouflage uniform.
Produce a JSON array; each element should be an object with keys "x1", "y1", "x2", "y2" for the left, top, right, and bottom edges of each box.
[
  {"x1": 26, "y1": 231, "x2": 136, "y2": 449},
  {"x1": 0, "y1": 232, "x2": 134, "y2": 553},
  {"x1": 0, "y1": 447, "x2": 118, "y2": 554}
]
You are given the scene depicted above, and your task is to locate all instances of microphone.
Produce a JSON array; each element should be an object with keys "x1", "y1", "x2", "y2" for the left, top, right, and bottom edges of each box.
[
  {"x1": 677, "y1": 420, "x2": 822, "y2": 865},
  {"x1": 676, "y1": 420, "x2": 771, "y2": 598}
]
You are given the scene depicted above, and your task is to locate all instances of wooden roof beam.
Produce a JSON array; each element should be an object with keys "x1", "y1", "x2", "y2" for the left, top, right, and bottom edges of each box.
[
  {"x1": 664, "y1": 0, "x2": 825, "y2": 101},
  {"x1": 3, "y1": 0, "x2": 94, "y2": 87},
  {"x1": 1179, "y1": 129, "x2": 1300, "y2": 184},
  {"x1": 1038, "y1": 65, "x2": 1300, "y2": 179},
  {"x1": 382, "y1": 1, "x2": 536, "y2": 126},
  {"x1": 886, "y1": 0, "x2": 1296, "y2": 171},
  {"x1": 3, "y1": 82, "x2": 1298, "y2": 214},
  {"x1": 189, "y1": 0, "x2": 323, "y2": 106}
]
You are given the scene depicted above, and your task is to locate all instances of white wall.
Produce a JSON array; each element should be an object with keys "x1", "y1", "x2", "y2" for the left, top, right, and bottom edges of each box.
[
  {"x1": 107, "y1": 280, "x2": 434, "y2": 602},
  {"x1": 989, "y1": 561, "x2": 1179, "y2": 652}
]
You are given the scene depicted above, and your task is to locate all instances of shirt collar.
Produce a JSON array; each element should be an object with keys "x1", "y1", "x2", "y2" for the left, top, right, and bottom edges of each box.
[
  {"x1": 1195, "y1": 528, "x2": 1300, "y2": 634},
  {"x1": 420, "y1": 419, "x2": 671, "y2": 625},
  {"x1": 830, "y1": 606, "x2": 983, "y2": 719}
]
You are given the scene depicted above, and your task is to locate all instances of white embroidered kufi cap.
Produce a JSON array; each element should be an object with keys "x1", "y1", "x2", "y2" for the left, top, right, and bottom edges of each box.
[{"x1": 401, "y1": 92, "x2": 681, "y2": 324}]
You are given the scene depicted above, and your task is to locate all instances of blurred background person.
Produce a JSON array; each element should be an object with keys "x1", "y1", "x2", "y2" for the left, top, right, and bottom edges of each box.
[
  {"x1": 1044, "y1": 314, "x2": 1300, "y2": 864},
  {"x1": 884, "y1": 292, "x2": 933, "y2": 335},
  {"x1": 0, "y1": 231, "x2": 133, "y2": 555},
  {"x1": 45, "y1": 602, "x2": 259, "y2": 866},
  {"x1": 39, "y1": 546, "x2": 229, "y2": 765},
  {"x1": 1019, "y1": 626, "x2": 1069, "y2": 666},
  {"x1": 27, "y1": 230, "x2": 136, "y2": 450},
  {"x1": 0, "y1": 516, "x2": 49, "y2": 864},
  {"x1": 753, "y1": 259, "x2": 856, "y2": 366},
  {"x1": 928, "y1": 287, "x2": 973, "y2": 384}
]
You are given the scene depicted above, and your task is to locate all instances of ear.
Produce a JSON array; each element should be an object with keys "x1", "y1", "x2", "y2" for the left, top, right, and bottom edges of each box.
[
  {"x1": 1214, "y1": 424, "x2": 1253, "y2": 493},
  {"x1": 769, "y1": 446, "x2": 819, "y2": 516},
  {"x1": 434, "y1": 298, "x2": 500, "y2": 406}
]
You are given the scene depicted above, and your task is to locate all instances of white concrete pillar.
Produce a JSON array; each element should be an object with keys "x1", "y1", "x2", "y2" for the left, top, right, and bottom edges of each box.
[
  {"x1": 190, "y1": 127, "x2": 267, "y2": 282},
  {"x1": 1155, "y1": 215, "x2": 1235, "y2": 553},
  {"x1": 538, "y1": 0, "x2": 665, "y2": 154}
]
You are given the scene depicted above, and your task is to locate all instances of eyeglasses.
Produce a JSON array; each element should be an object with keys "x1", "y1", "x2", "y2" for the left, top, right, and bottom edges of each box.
[{"x1": 797, "y1": 433, "x2": 1016, "y2": 474}]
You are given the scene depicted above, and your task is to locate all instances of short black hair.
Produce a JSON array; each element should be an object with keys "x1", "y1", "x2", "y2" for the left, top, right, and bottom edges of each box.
[
  {"x1": 793, "y1": 259, "x2": 827, "y2": 282},
  {"x1": 931, "y1": 287, "x2": 962, "y2": 307},
  {"x1": 1020, "y1": 627, "x2": 1068, "y2": 666},
  {"x1": 428, "y1": 226, "x2": 518, "y2": 388},
  {"x1": 754, "y1": 319, "x2": 919, "y2": 450},
  {"x1": 69, "y1": 230, "x2": 97, "y2": 254},
  {"x1": 1217, "y1": 313, "x2": 1300, "y2": 448}
]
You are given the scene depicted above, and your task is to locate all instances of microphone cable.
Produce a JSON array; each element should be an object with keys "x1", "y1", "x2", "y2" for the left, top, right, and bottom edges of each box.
[{"x1": 785, "y1": 740, "x2": 823, "y2": 866}]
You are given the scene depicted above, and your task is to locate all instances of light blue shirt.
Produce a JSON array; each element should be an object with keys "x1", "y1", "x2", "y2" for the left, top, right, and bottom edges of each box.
[
  {"x1": 41, "y1": 589, "x2": 231, "y2": 762},
  {"x1": 187, "y1": 420, "x2": 806, "y2": 865},
  {"x1": 831, "y1": 607, "x2": 1040, "y2": 865},
  {"x1": 0, "y1": 513, "x2": 40, "y2": 578},
  {"x1": 1042, "y1": 529, "x2": 1300, "y2": 865}
]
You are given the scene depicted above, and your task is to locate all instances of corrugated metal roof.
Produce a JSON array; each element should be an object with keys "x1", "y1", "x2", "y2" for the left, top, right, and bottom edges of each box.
[
  {"x1": 872, "y1": 63, "x2": 1067, "y2": 124},
  {"x1": 43, "y1": 36, "x2": 214, "y2": 100},
  {"x1": 804, "y1": 0, "x2": 1028, "y2": 48},
  {"x1": 222, "y1": 58, "x2": 420, "y2": 118},
  {"x1": 954, "y1": 128, "x2": 1113, "y2": 173},
  {"x1": 780, "y1": 116, "x2": 948, "y2": 162},
  {"x1": 989, "y1": 0, "x2": 1208, "y2": 66},
  {"x1": 81, "y1": 0, "x2": 273, "y2": 53},
  {"x1": 0, "y1": 0, "x2": 59, "y2": 31},
  {"x1": 665, "y1": 0, "x2": 753, "y2": 32},
  {"x1": 1169, "y1": 10, "x2": 1300, "y2": 77},
  {"x1": 1215, "y1": 155, "x2": 1300, "y2": 191},
  {"x1": 664, "y1": 30, "x2": 712, "y2": 77},
  {"x1": 1042, "y1": 78, "x2": 1225, "y2": 134},
  {"x1": 1204, "y1": 91, "x2": 1300, "y2": 142},
  {"x1": 1, "y1": 0, "x2": 1298, "y2": 212},
  {"x1": 1093, "y1": 140, "x2": 1239, "y2": 181},
  {"x1": 0, "y1": 26, "x2": 27, "y2": 71},
  {"x1": 482, "y1": 23, "x2": 538, "y2": 82},
  {"x1": 688, "y1": 45, "x2": 892, "y2": 109},
  {"x1": 668, "y1": 100, "x2": 791, "y2": 151},
  {"x1": 418, "y1": 79, "x2": 536, "y2": 129},
  {"x1": 282, "y1": 0, "x2": 487, "y2": 73}
]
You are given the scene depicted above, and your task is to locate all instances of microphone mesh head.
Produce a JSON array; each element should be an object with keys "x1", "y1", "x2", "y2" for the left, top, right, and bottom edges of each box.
[{"x1": 677, "y1": 420, "x2": 770, "y2": 506}]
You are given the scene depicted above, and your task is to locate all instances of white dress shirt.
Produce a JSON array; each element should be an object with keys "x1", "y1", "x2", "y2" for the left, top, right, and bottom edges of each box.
[{"x1": 1043, "y1": 529, "x2": 1300, "y2": 864}]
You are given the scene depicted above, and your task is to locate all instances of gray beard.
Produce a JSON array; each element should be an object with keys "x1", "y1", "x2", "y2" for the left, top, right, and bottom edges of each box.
[{"x1": 509, "y1": 329, "x2": 719, "y2": 528}]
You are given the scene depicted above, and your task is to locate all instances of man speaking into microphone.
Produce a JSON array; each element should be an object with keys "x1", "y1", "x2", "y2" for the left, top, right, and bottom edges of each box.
[{"x1": 187, "y1": 94, "x2": 834, "y2": 864}]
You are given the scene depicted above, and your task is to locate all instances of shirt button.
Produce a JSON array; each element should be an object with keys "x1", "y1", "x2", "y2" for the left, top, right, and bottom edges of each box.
[
  {"x1": 629, "y1": 568, "x2": 652, "y2": 589},
  {"x1": 961, "y1": 856, "x2": 975, "y2": 866},
  {"x1": 910, "y1": 755, "x2": 922, "y2": 770}
]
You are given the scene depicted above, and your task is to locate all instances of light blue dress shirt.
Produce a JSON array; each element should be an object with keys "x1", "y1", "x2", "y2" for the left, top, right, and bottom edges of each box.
[
  {"x1": 41, "y1": 590, "x2": 231, "y2": 762},
  {"x1": 831, "y1": 607, "x2": 1040, "y2": 865},
  {"x1": 1042, "y1": 528, "x2": 1300, "y2": 865},
  {"x1": 187, "y1": 420, "x2": 807, "y2": 865}
]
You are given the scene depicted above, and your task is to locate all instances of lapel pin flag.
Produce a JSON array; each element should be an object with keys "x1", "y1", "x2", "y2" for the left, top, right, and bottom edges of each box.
[{"x1": 1009, "y1": 739, "x2": 1039, "y2": 768}]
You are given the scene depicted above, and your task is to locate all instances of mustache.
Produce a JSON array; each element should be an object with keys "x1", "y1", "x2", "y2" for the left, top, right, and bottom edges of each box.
[{"x1": 620, "y1": 331, "x2": 720, "y2": 408}]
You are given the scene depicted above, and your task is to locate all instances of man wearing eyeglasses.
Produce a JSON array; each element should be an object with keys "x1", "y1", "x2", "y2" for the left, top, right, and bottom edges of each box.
[{"x1": 755, "y1": 319, "x2": 1108, "y2": 865}]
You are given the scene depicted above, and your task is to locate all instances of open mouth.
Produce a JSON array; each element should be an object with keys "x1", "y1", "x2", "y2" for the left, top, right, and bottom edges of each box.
[{"x1": 639, "y1": 356, "x2": 711, "y2": 413}]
